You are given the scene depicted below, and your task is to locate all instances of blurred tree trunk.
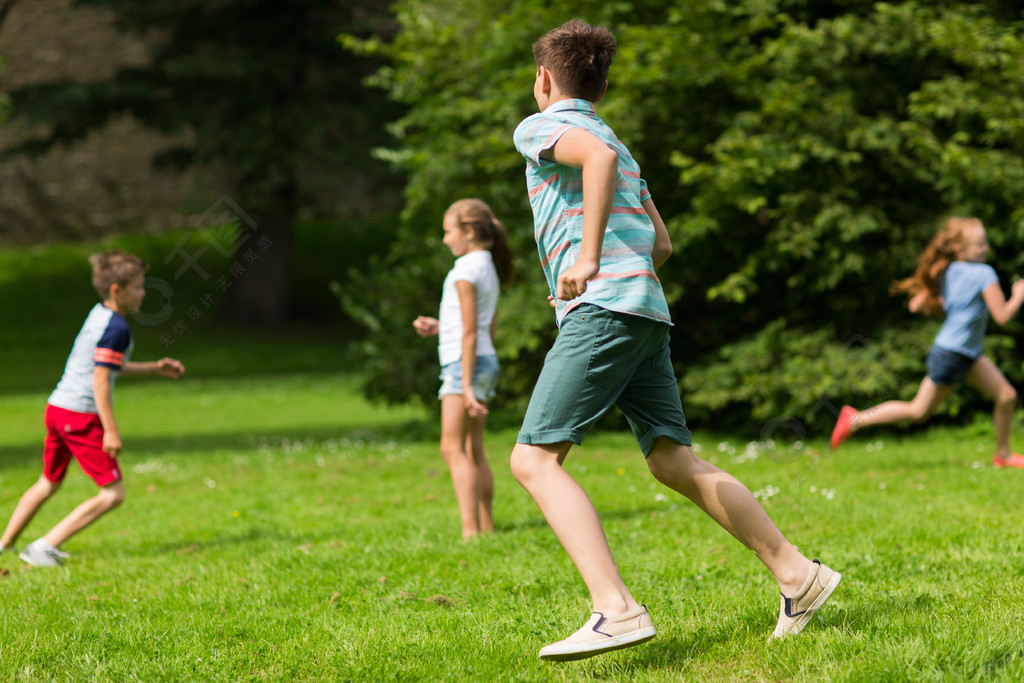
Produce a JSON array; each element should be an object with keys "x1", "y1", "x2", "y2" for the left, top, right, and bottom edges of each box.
[{"x1": 225, "y1": 181, "x2": 299, "y2": 326}]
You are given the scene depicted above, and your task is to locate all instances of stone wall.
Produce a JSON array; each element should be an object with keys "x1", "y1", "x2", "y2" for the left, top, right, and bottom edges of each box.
[{"x1": 0, "y1": 0, "x2": 224, "y2": 245}]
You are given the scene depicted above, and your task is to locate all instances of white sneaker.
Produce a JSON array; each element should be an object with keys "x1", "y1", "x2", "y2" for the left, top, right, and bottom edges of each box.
[
  {"x1": 539, "y1": 605, "x2": 656, "y2": 661},
  {"x1": 19, "y1": 540, "x2": 70, "y2": 567},
  {"x1": 771, "y1": 559, "x2": 841, "y2": 639}
]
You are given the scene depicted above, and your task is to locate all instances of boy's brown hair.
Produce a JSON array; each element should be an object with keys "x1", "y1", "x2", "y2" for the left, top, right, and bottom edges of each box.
[
  {"x1": 89, "y1": 250, "x2": 148, "y2": 300},
  {"x1": 532, "y1": 19, "x2": 617, "y2": 102}
]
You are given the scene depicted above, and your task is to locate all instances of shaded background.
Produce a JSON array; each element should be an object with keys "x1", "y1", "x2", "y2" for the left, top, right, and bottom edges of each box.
[{"x1": 2, "y1": 0, "x2": 1022, "y2": 438}]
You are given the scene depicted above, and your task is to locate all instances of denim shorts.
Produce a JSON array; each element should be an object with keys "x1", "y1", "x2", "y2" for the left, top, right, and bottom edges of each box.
[
  {"x1": 438, "y1": 354, "x2": 500, "y2": 400},
  {"x1": 926, "y1": 346, "x2": 977, "y2": 386},
  {"x1": 517, "y1": 304, "x2": 692, "y2": 457}
]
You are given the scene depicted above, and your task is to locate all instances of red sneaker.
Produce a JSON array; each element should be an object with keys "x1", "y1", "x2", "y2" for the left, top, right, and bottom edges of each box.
[
  {"x1": 993, "y1": 453, "x2": 1024, "y2": 468},
  {"x1": 831, "y1": 406, "x2": 857, "y2": 450}
]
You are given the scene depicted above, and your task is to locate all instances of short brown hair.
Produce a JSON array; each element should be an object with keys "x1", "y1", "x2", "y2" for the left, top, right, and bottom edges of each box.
[
  {"x1": 89, "y1": 250, "x2": 148, "y2": 300},
  {"x1": 532, "y1": 19, "x2": 617, "y2": 102}
]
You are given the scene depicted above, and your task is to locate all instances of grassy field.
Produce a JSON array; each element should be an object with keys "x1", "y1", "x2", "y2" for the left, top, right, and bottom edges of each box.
[
  {"x1": 2, "y1": 235, "x2": 1024, "y2": 680},
  {"x1": 2, "y1": 370, "x2": 1024, "y2": 681}
]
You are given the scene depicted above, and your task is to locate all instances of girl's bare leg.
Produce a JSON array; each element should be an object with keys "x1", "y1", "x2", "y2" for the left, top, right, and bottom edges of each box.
[
  {"x1": 850, "y1": 377, "x2": 954, "y2": 433},
  {"x1": 441, "y1": 395, "x2": 485, "y2": 538},
  {"x1": 464, "y1": 413, "x2": 494, "y2": 533},
  {"x1": 965, "y1": 355, "x2": 1018, "y2": 459}
]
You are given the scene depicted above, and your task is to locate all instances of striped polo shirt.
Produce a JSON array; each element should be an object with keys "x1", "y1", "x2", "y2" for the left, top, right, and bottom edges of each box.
[
  {"x1": 48, "y1": 303, "x2": 134, "y2": 414},
  {"x1": 513, "y1": 98, "x2": 671, "y2": 327}
]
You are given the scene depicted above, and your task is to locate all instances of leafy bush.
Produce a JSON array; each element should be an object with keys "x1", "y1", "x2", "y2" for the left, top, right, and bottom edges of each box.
[
  {"x1": 682, "y1": 318, "x2": 1023, "y2": 439},
  {"x1": 345, "y1": 0, "x2": 1024, "y2": 426}
]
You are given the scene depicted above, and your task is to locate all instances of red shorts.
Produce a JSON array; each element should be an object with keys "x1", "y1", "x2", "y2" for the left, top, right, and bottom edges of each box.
[{"x1": 43, "y1": 404, "x2": 122, "y2": 487}]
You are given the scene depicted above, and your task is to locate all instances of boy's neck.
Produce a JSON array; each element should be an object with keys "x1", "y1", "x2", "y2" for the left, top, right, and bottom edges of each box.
[{"x1": 103, "y1": 300, "x2": 127, "y2": 317}]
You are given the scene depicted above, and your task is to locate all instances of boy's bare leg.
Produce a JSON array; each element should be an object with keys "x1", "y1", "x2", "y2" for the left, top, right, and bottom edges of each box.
[
  {"x1": 646, "y1": 439, "x2": 813, "y2": 595},
  {"x1": 1, "y1": 476, "x2": 61, "y2": 549},
  {"x1": 43, "y1": 480, "x2": 125, "y2": 548},
  {"x1": 511, "y1": 442, "x2": 639, "y2": 616}
]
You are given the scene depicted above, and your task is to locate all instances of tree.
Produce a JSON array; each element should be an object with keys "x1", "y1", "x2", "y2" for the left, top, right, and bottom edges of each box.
[
  {"x1": 2, "y1": 0, "x2": 400, "y2": 325},
  {"x1": 353, "y1": 0, "x2": 1024, "y2": 434},
  {"x1": 0, "y1": 0, "x2": 18, "y2": 125}
]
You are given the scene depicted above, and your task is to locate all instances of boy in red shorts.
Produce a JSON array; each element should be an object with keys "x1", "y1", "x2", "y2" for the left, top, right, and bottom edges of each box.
[{"x1": 0, "y1": 251, "x2": 185, "y2": 567}]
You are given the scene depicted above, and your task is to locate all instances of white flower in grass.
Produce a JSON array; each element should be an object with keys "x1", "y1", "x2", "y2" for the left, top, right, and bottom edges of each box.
[
  {"x1": 878, "y1": 482, "x2": 887, "y2": 490},
  {"x1": 717, "y1": 442, "x2": 730, "y2": 453},
  {"x1": 203, "y1": 476, "x2": 217, "y2": 489},
  {"x1": 692, "y1": 442, "x2": 703, "y2": 453},
  {"x1": 655, "y1": 493, "x2": 669, "y2": 503}
]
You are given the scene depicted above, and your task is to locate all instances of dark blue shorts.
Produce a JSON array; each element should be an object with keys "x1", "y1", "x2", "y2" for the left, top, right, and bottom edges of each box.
[{"x1": 926, "y1": 346, "x2": 977, "y2": 386}]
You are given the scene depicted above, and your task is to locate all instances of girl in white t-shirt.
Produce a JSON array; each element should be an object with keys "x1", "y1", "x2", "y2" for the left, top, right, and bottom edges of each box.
[
  {"x1": 832, "y1": 217, "x2": 1024, "y2": 467},
  {"x1": 414, "y1": 199, "x2": 514, "y2": 537}
]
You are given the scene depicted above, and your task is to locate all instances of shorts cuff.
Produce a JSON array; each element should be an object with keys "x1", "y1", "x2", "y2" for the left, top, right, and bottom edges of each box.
[
  {"x1": 516, "y1": 428, "x2": 584, "y2": 447},
  {"x1": 639, "y1": 427, "x2": 692, "y2": 457}
]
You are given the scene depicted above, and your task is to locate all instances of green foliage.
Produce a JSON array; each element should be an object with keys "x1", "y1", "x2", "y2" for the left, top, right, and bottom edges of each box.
[
  {"x1": 3, "y1": 0, "x2": 402, "y2": 323},
  {"x1": 355, "y1": 0, "x2": 1024, "y2": 424},
  {"x1": 0, "y1": 57, "x2": 8, "y2": 123}
]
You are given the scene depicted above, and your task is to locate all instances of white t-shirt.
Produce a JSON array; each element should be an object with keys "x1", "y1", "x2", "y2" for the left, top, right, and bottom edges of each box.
[{"x1": 438, "y1": 250, "x2": 499, "y2": 366}]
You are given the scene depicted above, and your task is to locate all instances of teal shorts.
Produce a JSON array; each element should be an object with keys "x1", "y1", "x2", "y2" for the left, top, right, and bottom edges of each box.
[{"x1": 517, "y1": 304, "x2": 692, "y2": 456}]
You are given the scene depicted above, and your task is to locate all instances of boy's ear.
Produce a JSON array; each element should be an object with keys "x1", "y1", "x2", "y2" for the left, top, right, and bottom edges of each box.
[{"x1": 537, "y1": 65, "x2": 552, "y2": 95}]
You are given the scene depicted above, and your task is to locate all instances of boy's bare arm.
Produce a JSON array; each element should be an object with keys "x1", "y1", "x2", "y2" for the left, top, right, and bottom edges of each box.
[
  {"x1": 92, "y1": 366, "x2": 121, "y2": 457},
  {"x1": 541, "y1": 127, "x2": 617, "y2": 300},
  {"x1": 122, "y1": 358, "x2": 185, "y2": 378},
  {"x1": 643, "y1": 198, "x2": 673, "y2": 269}
]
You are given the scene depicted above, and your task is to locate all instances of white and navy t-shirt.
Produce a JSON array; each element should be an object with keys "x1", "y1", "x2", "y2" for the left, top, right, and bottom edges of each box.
[{"x1": 48, "y1": 303, "x2": 134, "y2": 414}]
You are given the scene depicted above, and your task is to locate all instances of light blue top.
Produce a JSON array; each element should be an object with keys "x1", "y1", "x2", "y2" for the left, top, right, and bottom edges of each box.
[
  {"x1": 48, "y1": 303, "x2": 134, "y2": 414},
  {"x1": 933, "y1": 261, "x2": 999, "y2": 358},
  {"x1": 513, "y1": 99, "x2": 671, "y2": 327}
]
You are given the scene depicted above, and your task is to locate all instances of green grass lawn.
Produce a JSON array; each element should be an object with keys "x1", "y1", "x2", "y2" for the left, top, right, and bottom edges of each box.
[{"x1": 2, "y1": 372, "x2": 1024, "y2": 681}]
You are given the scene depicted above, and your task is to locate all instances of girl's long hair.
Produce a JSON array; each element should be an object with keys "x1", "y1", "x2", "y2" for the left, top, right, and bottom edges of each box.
[
  {"x1": 446, "y1": 199, "x2": 514, "y2": 286},
  {"x1": 891, "y1": 216, "x2": 981, "y2": 316}
]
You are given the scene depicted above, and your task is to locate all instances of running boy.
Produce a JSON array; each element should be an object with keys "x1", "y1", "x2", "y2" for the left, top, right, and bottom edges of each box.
[
  {"x1": 510, "y1": 19, "x2": 840, "y2": 661},
  {"x1": 0, "y1": 251, "x2": 185, "y2": 567}
]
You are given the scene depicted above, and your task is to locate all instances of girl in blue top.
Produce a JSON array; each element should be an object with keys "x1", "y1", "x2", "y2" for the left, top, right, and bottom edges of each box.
[
  {"x1": 832, "y1": 217, "x2": 1024, "y2": 467},
  {"x1": 413, "y1": 199, "x2": 514, "y2": 538}
]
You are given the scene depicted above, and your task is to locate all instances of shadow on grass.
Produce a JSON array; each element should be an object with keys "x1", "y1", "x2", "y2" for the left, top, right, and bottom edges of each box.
[
  {"x1": 142, "y1": 524, "x2": 350, "y2": 558},
  {"x1": 0, "y1": 419, "x2": 437, "y2": 468}
]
